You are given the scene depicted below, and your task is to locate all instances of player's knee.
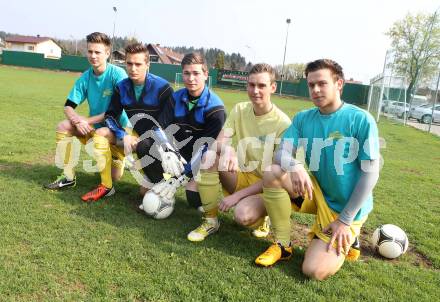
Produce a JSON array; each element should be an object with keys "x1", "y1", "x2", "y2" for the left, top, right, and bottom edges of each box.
[
  {"x1": 139, "y1": 186, "x2": 148, "y2": 197},
  {"x1": 301, "y1": 262, "x2": 332, "y2": 281},
  {"x1": 95, "y1": 127, "x2": 111, "y2": 138},
  {"x1": 200, "y1": 149, "x2": 218, "y2": 171},
  {"x1": 57, "y1": 120, "x2": 72, "y2": 132},
  {"x1": 111, "y1": 168, "x2": 123, "y2": 181},
  {"x1": 136, "y1": 138, "x2": 154, "y2": 158},
  {"x1": 136, "y1": 139, "x2": 163, "y2": 184},
  {"x1": 263, "y1": 164, "x2": 284, "y2": 188},
  {"x1": 234, "y1": 206, "x2": 255, "y2": 226},
  {"x1": 186, "y1": 190, "x2": 202, "y2": 209}
]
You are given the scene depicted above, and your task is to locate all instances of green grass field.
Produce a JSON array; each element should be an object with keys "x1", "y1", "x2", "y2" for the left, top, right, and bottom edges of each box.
[{"x1": 0, "y1": 65, "x2": 439, "y2": 301}]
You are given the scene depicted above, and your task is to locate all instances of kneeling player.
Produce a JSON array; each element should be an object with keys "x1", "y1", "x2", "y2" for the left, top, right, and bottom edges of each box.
[
  {"x1": 186, "y1": 63, "x2": 291, "y2": 242},
  {"x1": 92, "y1": 43, "x2": 174, "y2": 200},
  {"x1": 257, "y1": 59, "x2": 380, "y2": 280}
]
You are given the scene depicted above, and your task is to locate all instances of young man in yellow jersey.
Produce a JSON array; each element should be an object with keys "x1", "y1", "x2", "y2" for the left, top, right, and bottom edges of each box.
[{"x1": 187, "y1": 63, "x2": 291, "y2": 242}]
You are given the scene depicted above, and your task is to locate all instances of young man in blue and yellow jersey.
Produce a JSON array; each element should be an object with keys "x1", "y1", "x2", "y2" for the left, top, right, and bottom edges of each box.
[
  {"x1": 44, "y1": 32, "x2": 129, "y2": 202},
  {"x1": 99, "y1": 50, "x2": 225, "y2": 209},
  {"x1": 143, "y1": 52, "x2": 226, "y2": 210},
  {"x1": 87, "y1": 43, "x2": 173, "y2": 202},
  {"x1": 257, "y1": 59, "x2": 380, "y2": 280}
]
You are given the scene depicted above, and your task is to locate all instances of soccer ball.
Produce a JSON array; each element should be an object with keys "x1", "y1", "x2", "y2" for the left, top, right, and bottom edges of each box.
[
  {"x1": 139, "y1": 191, "x2": 175, "y2": 219},
  {"x1": 371, "y1": 224, "x2": 409, "y2": 259}
]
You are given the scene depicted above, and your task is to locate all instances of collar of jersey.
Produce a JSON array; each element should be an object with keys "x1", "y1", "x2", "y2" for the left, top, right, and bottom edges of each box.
[{"x1": 181, "y1": 86, "x2": 209, "y2": 108}]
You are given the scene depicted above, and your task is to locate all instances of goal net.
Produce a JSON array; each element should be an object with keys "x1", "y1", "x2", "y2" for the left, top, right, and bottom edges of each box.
[{"x1": 367, "y1": 74, "x2": 407, "y2": 122}]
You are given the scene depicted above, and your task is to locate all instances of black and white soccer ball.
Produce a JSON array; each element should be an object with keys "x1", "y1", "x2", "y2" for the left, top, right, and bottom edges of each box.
[
  {"x1": 139, "y1": 191, "x2": 175, "y2": 219},
  {"x1": 371, "y1": 224, "x2": 409, "y2": 259}
]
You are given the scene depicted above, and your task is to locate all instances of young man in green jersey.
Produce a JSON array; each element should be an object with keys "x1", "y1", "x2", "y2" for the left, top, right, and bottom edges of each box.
[
  {"x1": 44, "y1": 32, "x2": 129, "y2": 202},
  {"x1": 257, "y1": 59, "x2": 380, "y2": 280}
]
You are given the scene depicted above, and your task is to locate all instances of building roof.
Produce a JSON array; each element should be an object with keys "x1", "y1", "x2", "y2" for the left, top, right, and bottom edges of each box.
[
  {"x1": 113, "y1": 49, "x2": 125, "y2": 56},
  {"x1": 147, "y1": 44, "x2": 184, "y2": 64},
  {"x1": 5, "y1": 35, "x2": 53, "y2": 44},
  {"x1": 345, "y1": 78, "x2": 363, "y2": 84}
]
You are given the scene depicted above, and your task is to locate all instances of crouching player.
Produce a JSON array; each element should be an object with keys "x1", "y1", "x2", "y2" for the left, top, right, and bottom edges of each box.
[
  {"x1": 44, "y1": 32, "x2": 129, "y2": 202},
  {"x1": 92, "y1": 43, "x2": 174, "y2": 201},
  {"x1": 186, "y1": 63, "x2": 291, "y2": 242},
  {"x1": 139, "y1": 52, "x2": 226, "y2": 210},
  {"x1": 258, "y1": 59, "x2": 380, "y2": 280}
]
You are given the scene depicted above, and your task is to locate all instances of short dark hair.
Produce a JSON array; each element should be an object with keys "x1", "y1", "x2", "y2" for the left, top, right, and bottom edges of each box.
[
  {"x1": 305, "y1": 59, "x2": 344, "y2": 82},
  {"x1": 249, "y1": 63, "x2": 276, "y2": 83},
  {"x1": 125, "y1": 43, "x2": 150, "y2": 63},
  {"x1": 181, "y1": 52, "x2": 208, "y2": 72},
  {"x1": 86, "y1": 32, "x2": 111, "y2": 48}
]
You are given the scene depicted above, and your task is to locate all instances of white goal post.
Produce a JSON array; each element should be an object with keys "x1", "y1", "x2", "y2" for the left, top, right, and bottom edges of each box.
[{"x1": 367, "y1": 74, "x2": 407, "y2": 122}]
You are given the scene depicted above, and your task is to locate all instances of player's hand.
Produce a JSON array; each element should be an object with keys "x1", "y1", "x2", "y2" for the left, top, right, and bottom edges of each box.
[
  {"x1": 289, "y1": 164, "x2": 313, "y2": 200},
  {"x1": 219, "y1": 193, "x2": 241, "y2": 212},
  {"x1": 159, "y1": 148, "x2": 186, "y2": 177},
  {"x1": 219, "y1": 145, "x2": 238, "y2": 172},
  {"x1": 322, "y1": 220, "x2": 352, "y2": 256},
  {"x1": 75, "y1": 120, "x2": 93, "y2": 136},
  {"x1": 123, "y1": 135, "x2": 139, "y2": 154},
  {"x1": 152, "y1": 178, "x2": 179, "y2": 200},
  {"x1": 70, "y1": 114, "x2": 82, "y2": 125}
]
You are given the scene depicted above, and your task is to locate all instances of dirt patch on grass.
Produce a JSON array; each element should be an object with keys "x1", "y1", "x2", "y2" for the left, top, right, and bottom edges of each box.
[
  {"x1": 275, "y1": 225, "x2": 434, "y2": 269},
  {"x1": 290, "y1": 222, "x2": 311, "y2": 247},
  {"x1": 24, "y1": 153, "x2": 55, "y2": 166},
  {"x1": 359, "y1": 229, "x2": 433, "y2": 268},
  {"x1": 0, "y1": 163, "x2": 13, "y2": 171},
  {"x1": 265, "y1": 222, "x2": 311, "y2": 247},
  {"x1": 56, "y1": 276, "x2": 87, "y2": 294},
  {"x1": 400, "y1": 167, "x2": 422, "y2": 176}
]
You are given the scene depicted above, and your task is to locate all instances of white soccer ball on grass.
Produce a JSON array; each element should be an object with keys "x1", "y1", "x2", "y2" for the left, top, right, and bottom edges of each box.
[
  {"x1": 371, "y1": 224, "x2": 409, "y2": 259},
  {"x1": 139, "y1": 191, "x2": 175, "y2": 219}
]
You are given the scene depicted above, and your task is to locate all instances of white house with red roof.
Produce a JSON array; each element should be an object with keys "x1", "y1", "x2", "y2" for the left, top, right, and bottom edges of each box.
[{"x1": 5, "y1": 35, "x2": 62, "y2": 59}]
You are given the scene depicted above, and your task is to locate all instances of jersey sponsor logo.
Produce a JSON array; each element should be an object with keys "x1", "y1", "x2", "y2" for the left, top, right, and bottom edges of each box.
[
  {"x1": 328, "y1": 131, "x2": 343, "y2": 140},
  {"x1": 103, "y1": 89, "x2": 113, "y2": 97}
]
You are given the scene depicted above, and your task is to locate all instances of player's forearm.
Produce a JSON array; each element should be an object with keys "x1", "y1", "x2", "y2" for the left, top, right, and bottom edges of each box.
[
  {"x1": 231, "y1": 180, "x2": 263, "y2": 201},
  {"x1": 274, "y1": 141, "x2": 300, "y2": 172},
  {"x1": 64, "y1": 106, "x2": 82, "y2": 124},
  {"x1": 214, "y1": 130, "x2": 235, "y2": 155},
  {"x1": 338, "y1": 160, "x2": 380, "y2": 225},
  {"x1": 86, "y1": 113, "x2": 105, "y2": 125}
]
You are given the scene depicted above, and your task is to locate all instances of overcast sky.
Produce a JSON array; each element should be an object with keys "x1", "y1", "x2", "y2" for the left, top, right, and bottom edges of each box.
[{"x1": 1, "y1": 0, "x2": 438, "y2": 83}]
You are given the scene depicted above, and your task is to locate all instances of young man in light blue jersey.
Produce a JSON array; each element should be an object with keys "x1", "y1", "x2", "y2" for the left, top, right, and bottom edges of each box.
[
  {"x1": 44, "y1": 32, "x2": 129, "y2": 202},
  {"x1": 257, "y1": 59, "x2": 380, "y2": 280}
]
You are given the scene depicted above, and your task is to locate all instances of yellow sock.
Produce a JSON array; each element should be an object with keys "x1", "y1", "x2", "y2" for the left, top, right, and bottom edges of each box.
[
  {"x1": 196, "y1": 171, "x2": 221, "y2": 218},
  {"x1": 263, "y1": 187, "x2": 292, "y2": 246},
  {"x1": 56, "y1": 131, "x2": 75, "y2": 180},
  {"x1": 93, "y1": 134, "x2": 112, "y2": 188}
]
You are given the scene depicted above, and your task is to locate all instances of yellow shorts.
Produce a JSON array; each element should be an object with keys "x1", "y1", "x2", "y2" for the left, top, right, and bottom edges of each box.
[
  {"x1": 291, "y1": 174, "x2": 366, "y2": 247},
  {"x1": 223, "y1": 172, "x2": 261, "y2": 196},
  {"x1": 76, "y1": 132, "x2": 126, "y2": 171}
]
